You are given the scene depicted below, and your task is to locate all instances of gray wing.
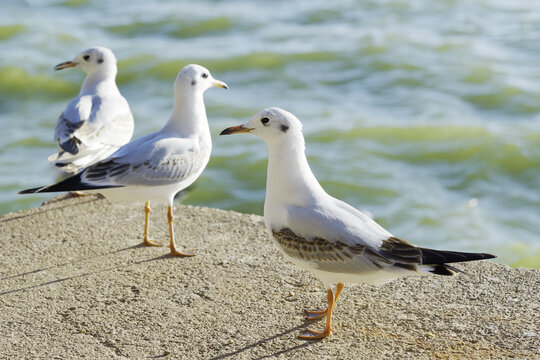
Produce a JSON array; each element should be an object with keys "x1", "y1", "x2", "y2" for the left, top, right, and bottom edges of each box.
[
  {"x1": 284, "y1": 199, "x2": 391, "y2": 249},
  {"x1": 54, "y1": 94, "x2": 133, "y2": 155},
  {"x1": 55, "y1": 114, "x2": 85, "y2": 154},
  {"x1": 276, "y1": 199, "x2": 432, "y2": 275},
  {"x1": 54, "y1": 95, "x2": 93, "y2": 155},
  {"x1": 80, "y1": 135, "x2": 210, "y2": 187}
]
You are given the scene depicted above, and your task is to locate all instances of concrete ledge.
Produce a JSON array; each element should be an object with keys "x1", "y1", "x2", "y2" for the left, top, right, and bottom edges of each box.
[{"x1": 0, "y1": 195, "x2": 538, "y2": 359}]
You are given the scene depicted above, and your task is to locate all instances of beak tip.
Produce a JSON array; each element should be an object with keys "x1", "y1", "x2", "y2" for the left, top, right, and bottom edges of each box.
[
  {"x1": 54, "y1": 61, "x2": 76, "y2": 71},
  {"x1": 213, "y1": 80, "x2": 228, "y2": 90},
  {"x1": 219, "y1": 125, "x2": 251, "y2": 136}
]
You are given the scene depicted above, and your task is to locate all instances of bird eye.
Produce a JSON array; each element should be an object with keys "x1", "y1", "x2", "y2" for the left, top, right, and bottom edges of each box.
[
  {"x1": 83, "y1": 55, "x2": 90, "y2": 61},
  {"x1": 261, "y1": 117, "x2": 270, "y2": 125},
  {"x1": 202, "y1": 73, "x2": 208, "y2": 79}
]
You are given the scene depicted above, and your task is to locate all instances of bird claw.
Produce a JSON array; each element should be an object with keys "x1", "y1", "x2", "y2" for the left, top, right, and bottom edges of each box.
[
  {"x1": 298, "y1": 328, "x2": 331, "y2": 340},
  {"x1": 143, "y1": 237, "x2": 164, "y2": 247},
  {"x1": 169, "y1": 247, "x2": 196, "y2": 257},
  {"x1": 305, "y1": 308, "x2": 327, "y2": 320}
]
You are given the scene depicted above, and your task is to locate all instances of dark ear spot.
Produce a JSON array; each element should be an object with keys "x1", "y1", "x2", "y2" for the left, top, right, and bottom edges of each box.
[
  {"x1": 280, "y1": 124, "x2": 289, "y2": 133},
  {"x1": 97, "y1": 58, "x2": 104, "y2": 64},
  {"x1": 191, "y1": 80, "x2": 197, "y2": 85}
]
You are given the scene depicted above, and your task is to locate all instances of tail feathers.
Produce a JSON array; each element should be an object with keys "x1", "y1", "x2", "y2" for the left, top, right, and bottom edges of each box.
[
  {"x1": 18, "y1": 172, "x2": 122, "y2": 194},
  {"x1": 420, "y1": 247, "x2": 496, "y2": 265},
  {"x1": 418, "y1": 248, "x2": 496, "y2": 276}
]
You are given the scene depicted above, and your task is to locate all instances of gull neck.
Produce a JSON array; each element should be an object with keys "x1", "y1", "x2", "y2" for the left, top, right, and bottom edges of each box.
[
  {"x1": 80, "y1": 67, "x2": 118, "y2": 96},
  {"x1": 265, "y1": 134, "x2": 325, "y2": 208},
  {"x1": 163, "y1": 89, "x2": 210, "y2": 139}
]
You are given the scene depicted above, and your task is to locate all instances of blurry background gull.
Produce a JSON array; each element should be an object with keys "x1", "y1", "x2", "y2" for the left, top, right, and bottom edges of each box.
[{"x1": 49, "y1": 46, "x2": 134, "y2": 173}]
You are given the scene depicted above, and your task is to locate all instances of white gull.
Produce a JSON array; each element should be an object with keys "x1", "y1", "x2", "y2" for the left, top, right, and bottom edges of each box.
[
  {"x1": 220, "y1": 107, "x2": 495, "y2": 340},
  {"x1": 21, "y1": 64, "x2": 227, "y2": 257},
  {"x1": 49, "y1": 46, "x2": 134, "y2": 173}
]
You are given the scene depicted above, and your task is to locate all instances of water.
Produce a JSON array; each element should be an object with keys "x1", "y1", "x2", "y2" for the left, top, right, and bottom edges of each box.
[{"x1": 1, "y1": 0, "x2": 539, "y2": 267}]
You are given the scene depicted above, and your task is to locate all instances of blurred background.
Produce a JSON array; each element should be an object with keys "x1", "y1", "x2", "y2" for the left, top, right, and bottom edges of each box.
[{"x1": 1, "y1": 0, "x2": 539, "y2": 267}]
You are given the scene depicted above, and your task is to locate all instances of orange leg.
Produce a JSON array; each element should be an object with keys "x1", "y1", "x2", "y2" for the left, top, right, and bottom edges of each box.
[
  {"x1": 143, "y1": 201, "x2": 164, "y2": 247},
  {"x1": 305, "y1": 283, "x2": 344, "y2": 320},
  {"x1": 167, "y1": 206, "x2": 195, "y2": 257},
  {"x1": 299, "y1": 283, "x2": 344, "y2": 340}
]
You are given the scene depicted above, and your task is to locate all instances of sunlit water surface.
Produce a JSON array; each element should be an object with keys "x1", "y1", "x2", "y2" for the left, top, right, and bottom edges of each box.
[{"x1": 1, "y1": 0, "x2": 540, "y2": 267}]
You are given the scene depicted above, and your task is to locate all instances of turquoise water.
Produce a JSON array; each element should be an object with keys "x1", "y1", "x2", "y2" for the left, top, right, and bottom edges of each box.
[{"x1": 1, "y1": 0, "x2": 539, "y2": 267}]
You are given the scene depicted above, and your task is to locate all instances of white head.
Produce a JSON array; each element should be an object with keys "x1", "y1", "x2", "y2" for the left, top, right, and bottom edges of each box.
[
  {"x1": 220, "y1": 107, "x2": 303, "y2": 147},
  {"x1": 174, "y1": 64, "x2": 228, "y2": 97},
  {"x1": 54, "y1": 46, "x2": 117, "y2": 75}
]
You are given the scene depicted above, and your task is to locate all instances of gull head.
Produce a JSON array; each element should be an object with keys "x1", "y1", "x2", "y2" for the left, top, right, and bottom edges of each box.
[
  {"x1": 54, "y1": 46, "x2": 117, "y2": 74},
  {"x1": 174, "y1": 64, "x2": 228, "y2": 96},
  {"x1": 220, "y1": 107, "x2": 303, "y2": 145}
]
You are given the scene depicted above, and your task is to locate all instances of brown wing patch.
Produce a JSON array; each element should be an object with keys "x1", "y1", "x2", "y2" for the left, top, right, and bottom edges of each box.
[
  {"x1": 272, "y1": 228, "x2": 368, "y2": 263},
  {"x1": 378, "y1": 236, "x2": 423, "y2": 265},
  {"x1": 381, "y1": 237, "x2": 496, "y2": 267},
  {"x1": 272, "y1": 229, "x2": 423, "y2": 273}
]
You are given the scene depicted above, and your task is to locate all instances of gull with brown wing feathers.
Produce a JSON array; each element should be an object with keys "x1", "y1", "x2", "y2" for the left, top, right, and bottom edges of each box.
[{"x1": 220, "y1": 107, "x2": 495, "y2": 340}]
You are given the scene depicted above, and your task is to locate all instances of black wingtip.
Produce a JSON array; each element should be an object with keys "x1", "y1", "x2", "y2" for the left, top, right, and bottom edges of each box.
[
  {"x1": 420, "y1": 247, "x2": 497, "y2": 265},
  {"x1": 18, "y1": 172, "x2": 124, "y2": 195},
  {"x1": 422, "y1": 251, "x2": 496, "y2": 277},
  {"x1": 18, "y1": 187, "x2": 45, "y2": 194}
]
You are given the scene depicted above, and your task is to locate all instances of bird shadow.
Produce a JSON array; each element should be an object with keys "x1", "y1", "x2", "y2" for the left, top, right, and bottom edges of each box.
[
  {"x1": 0, "y1": 265, "x2": 119, "y2": 296},
  {"x1": 0, "y1": 195, "x2": 102, "y2": 224},
  {"x1": 0, "y1": 242, "x2": 179, "y2": 296},
  {"x1": 209, "y1": 324, "x2": 313, "y2": 360},
  {"x1": 0, "y1": 243, "x2": 142, "y2": 282}
]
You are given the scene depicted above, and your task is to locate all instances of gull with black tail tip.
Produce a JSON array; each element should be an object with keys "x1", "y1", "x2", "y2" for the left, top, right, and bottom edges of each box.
[
  {"x1": 21, "y1": 64, "x2": 228, "y2": 257},
  {"x1": 220, "y1": 107, "x2": 496, "y2": 340}
]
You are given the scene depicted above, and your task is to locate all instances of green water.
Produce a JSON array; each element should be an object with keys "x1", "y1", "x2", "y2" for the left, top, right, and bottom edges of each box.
[{"x1": 1, "y1": 0, "x2": 539, "y2": 267}]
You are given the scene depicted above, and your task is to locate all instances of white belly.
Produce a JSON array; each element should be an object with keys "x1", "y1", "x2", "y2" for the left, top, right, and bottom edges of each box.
[{"x1": 90, "y1": 169, "x2": 204, "y2": 204}]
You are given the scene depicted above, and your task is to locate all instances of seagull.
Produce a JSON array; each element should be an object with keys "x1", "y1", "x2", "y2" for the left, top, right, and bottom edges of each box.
[
  {"x1": 20, "y1": 64, "x2": 228, "y2": 256},
  {"x1": 49, "y1": 46, "x2": 134, "y2": 173},
  {"x1": 220, "y1": 107, "x2": 496, "y2": 340}
]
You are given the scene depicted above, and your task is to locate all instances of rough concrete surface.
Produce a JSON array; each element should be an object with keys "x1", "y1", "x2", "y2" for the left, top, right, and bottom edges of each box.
[{"x1": 0, "y1": 195, "x2": 538, "y2": 359}]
